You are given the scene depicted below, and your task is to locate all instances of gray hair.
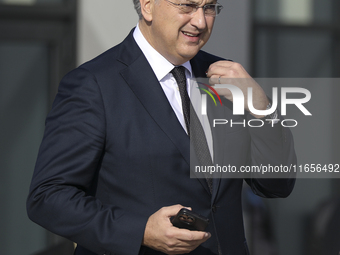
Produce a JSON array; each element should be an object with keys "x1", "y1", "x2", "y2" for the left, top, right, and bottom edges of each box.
[
  {"x1": 132, "y1": 0, "x2": 143, "y2": 20},
  {"x1": 133, "y1": 0, "x2": 159, "y2": 20}
]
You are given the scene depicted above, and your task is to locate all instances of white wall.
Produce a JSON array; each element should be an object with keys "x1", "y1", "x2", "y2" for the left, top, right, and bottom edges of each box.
[
  {"x1": 77, "y1": 0, "x2": 252, "y2": 70},
  {"x1": 203, "y1": 0, "x2": 251, "y2": 71},
  {"x1": 77, "y1": 0, "x2": 138, "y2": 65}
]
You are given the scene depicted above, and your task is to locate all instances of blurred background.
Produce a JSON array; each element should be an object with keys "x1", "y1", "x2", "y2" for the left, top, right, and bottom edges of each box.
[{"x1": 0, "y1": 0, "x2": 339, "y2": 254}]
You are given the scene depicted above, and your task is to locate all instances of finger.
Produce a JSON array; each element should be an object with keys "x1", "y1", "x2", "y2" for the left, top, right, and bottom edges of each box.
[
  {"x1": 207, "y1": 61, "x2": 250, "y2": 79},
  {"x1": 172, "y1": 232, "x2": 211, "y2": 252},
  {"x1": 209, "y1": 75, "x2": 233, "y2": 86},
  {"x1": 164, "y1": 231, "x2": 210, "y2": 251},
  {"x1": 161, "y1": 204, "x2": 191, "y2": 218},
  {"x1": 171, "y1": 227, "x2": 211, "y2": 242},
  {"x1": 206, "y1": 66, "x2": 226, "y2": 78},
  {"x1": 208, "y1": 65, "x2": 240, "y2": 79},
  {"x1": 206, "y1": 61, "x2": 234, "y2": 77},
  {"x1": 209, "y1": 74, "x2": 221, "y2": 85},
  {"x1": 162, "y1": 229, "x2": 211, "y2": 254}
]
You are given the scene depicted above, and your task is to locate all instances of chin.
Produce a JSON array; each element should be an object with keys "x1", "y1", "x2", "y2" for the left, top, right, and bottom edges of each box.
[
  {"x1": 180, "y1": 48, "x2": 201, "y2": 59},
  {"x1": 178, "y1": 53, "x2": 197, "y2": 62}
]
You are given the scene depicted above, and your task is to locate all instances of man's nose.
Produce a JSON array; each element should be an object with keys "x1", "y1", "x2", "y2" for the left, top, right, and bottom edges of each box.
[{"x1": 190, "y1": 7, "x2": 207, "y2": 30}]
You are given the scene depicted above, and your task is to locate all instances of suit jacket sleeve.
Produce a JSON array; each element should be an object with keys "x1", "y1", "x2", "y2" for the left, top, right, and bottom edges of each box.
[
  {"x1": 26, "y1": 67, "x2": 147, "y2": 255},
  {"x1": 245, "y1": 113, "x2": 297, "y2": 198},
  {"x1": 192, "y1": 50, "x2": 297, "y2": 198}
]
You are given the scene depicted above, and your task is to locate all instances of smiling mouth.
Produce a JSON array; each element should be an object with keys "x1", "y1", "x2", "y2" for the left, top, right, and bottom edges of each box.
[{"x1": 182, "y1": 31, "x2": 200, "y2": 37}]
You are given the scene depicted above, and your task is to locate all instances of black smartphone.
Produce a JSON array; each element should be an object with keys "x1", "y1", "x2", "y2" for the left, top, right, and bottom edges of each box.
[{"x1": 171, "y1": 208, "x2": 209, "y2": 231}]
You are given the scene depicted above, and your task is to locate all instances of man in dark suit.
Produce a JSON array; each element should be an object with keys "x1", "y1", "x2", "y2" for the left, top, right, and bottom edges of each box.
[{"x1": 27, "y1": 0, "x2": 296, "y2": 254}]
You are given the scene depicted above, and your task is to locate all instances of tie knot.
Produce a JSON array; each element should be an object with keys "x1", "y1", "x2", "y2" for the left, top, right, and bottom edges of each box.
[{"x1": 170, "y1": 66, "x2": 187, "y2": 87}]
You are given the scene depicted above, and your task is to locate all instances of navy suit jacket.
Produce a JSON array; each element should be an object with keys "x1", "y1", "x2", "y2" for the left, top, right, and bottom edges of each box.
[{"x1": 27, "y1": 29, "x2": 296, "y2": 255}]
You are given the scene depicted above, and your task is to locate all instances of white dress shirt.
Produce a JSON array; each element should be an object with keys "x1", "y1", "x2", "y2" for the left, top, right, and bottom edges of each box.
[{"x1": 133, "y1": 24, "x2": 214, "y2": 159}]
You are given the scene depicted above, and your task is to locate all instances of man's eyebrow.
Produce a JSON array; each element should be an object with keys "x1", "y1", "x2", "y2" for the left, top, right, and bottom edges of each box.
[
  {"x1": 187, "y1": 0, "x2": 216, "y2": 4},
  {"x1": 184, "y1": 0, "x2": 217, "y2": 5}
]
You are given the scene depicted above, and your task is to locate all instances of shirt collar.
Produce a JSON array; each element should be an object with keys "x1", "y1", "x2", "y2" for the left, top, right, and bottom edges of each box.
[{"x1": 133, "y1": 23, "x2": 193, "y2": 81}]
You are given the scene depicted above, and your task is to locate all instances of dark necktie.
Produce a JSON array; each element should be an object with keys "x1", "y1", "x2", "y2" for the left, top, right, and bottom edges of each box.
[{"x1": 170, "y1": 66, "x2": 213, "y2": 194}]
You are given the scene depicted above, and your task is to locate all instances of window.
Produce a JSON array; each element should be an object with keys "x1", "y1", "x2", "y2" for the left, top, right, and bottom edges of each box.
[
  {"x1": 250, "y1": 1, "x2": 340, "y2": 255},
  {"x1": 0, "y1": 1, "x2": 76, "y2": 254},
  {"x1": 252, "y1": 0, "x2": 339, "y2": 77}
]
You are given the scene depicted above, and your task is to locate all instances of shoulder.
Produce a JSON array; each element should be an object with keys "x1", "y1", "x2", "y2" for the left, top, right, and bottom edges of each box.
[
  {"x1": 57, "y1": 31, "x2": 137, "y2": 94},
  {"x1": 75, "y1": 28, "x2": 139, "y2": 77},
  {"x1": 77, "y1": 42, "x2": 125, "y2": 75}
]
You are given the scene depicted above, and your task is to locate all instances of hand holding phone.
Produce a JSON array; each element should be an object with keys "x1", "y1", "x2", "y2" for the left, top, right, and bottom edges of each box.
[
  {"x1": 143, "y1": 205, "x2": 211, "y2": 254},
  {"x1": 171, "y1": 208, "x2": 209, "y2": 231}
]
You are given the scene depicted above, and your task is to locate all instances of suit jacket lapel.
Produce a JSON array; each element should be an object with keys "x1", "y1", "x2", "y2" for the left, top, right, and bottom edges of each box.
[
  {"x1": 117, "y1": 32, "x2": 214, "y2": 196},
  {"x1": 118, "y1": 30, "x2": 190, "y2": 166}
]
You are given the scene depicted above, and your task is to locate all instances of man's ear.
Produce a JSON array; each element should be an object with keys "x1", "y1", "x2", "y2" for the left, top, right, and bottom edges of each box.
[{"x1": 140, "y1": 0, "x2": 154, "y2": 22}]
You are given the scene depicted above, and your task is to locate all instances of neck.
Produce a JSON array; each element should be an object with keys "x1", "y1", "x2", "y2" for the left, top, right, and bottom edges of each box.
[{"x1": 138, "y1": 21, "x2": 189, "y2": 66}]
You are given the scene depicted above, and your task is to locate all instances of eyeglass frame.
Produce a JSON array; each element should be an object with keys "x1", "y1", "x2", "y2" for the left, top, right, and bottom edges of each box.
[{"x1": 162, "y1": 0, "x2": 224, "y2": 17}]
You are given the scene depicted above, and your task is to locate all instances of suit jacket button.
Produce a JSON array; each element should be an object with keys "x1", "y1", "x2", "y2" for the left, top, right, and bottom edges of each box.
[{"x1": 212, "y1": 204, "x2": 217, "y2": 213}]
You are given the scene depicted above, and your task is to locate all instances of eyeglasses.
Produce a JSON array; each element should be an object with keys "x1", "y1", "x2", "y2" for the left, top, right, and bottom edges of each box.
[{"x1": 163, "y1": 0, "x2": 223, "y2": 17}]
